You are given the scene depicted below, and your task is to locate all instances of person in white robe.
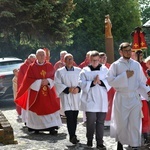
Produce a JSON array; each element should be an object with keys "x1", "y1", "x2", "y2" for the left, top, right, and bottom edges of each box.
[
  {"x1": 107, "y1": 42, "x2": 150, "y2": 150},
  {"x1": 79, "y1": 50, "x2": 111, "y2": 149},
  {"x1": 54, "y1": 53, "x2": 81, "y2": 144}
]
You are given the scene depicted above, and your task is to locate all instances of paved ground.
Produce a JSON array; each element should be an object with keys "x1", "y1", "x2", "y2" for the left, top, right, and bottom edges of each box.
[{"x1": 0, "y1": 100, "x2": 150, "y2": 150}]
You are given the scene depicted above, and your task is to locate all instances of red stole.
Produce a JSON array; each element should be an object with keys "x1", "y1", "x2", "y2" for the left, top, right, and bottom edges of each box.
[{"x1": 15, "y1": 61, "x2": 60, "y2": 115}]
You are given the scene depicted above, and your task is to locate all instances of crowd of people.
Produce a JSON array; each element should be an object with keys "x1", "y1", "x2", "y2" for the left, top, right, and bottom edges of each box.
[{"x1": 12, "y1": 42, "x2": 150, "y2": 150}]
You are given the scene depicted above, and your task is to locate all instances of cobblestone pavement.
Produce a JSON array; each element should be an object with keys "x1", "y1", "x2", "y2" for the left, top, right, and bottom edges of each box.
[{"x1": 0, "y1": 101, "x2": 150, "y2": 150}]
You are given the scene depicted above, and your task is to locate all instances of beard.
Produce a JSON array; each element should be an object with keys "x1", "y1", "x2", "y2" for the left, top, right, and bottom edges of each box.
[{"x1": 123, "y1": 55, "x2": 130, "y2": 59}]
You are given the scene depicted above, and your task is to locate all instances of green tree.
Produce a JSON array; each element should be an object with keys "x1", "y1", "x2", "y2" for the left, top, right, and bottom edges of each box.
[
  {"x1": 0, "y1": 0, "x2": 78, "y2": 60},
  {"x1": 65, "y1": 0, "x2": 108, "y2": 63},
  {"x1": 139, "y1": 0, "x2": 150, "y2": 56},
  {"x1": 65, "y1": 0, "x2": 141, "y2": 63},
  {"x1": 110, "y1": 0, "x2": 141, "y2": 39},
  {"x1": 139, "y1": 0, "x2": 150, "y2": 23}
]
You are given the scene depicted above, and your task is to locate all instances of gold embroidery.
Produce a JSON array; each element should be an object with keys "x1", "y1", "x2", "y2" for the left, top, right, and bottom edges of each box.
[
  {"x1": 43, "y1": 86, "x2": 47, "y2": 91},
  {"x1": 40, "y1": 70, "x2": 46, "y2": 78},
  {"x1": 42, "y1": 85, "x2": 47, "y2": 96}
]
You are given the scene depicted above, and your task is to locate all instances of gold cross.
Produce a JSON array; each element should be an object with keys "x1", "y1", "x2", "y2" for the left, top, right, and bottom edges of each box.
[
  {"x1": 40, "y1": 70, "x2": 46, "y2": 78},
  {"x1": 141, "y1": 42, "x2": 145, "y2": 46},
  {"x1": 134, "y1": 43, "x2": 139, "y2": 48}
]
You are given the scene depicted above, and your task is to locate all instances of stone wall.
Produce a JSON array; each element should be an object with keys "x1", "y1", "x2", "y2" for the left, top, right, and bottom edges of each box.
[{"x1": 0, "y1": 111, "x2": 17, "y2": 145}]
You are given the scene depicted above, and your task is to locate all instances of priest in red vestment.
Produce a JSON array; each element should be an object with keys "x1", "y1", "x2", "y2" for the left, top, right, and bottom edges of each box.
[
  {"x1": 15, "y1": 49, "x2": 62, "y2": 134},
  {"x1": 79, "y1": 51, "x2": 91, "y2": 69},
  {"x1": 54, "y1": 50, "x2": 78, "y2": 71},
  {"x1": 16, "y1": 54, "x2": 36, "y2": 118}
]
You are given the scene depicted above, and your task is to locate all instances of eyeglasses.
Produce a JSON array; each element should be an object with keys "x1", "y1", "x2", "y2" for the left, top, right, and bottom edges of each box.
[
  {"x1": 100, "y1": 56, "x2": 107, "y2": 59},
  {"x1": 91, "y1": 59, "x2": 99, "y2": 62},
  {"x1": 122, "y1": 49, "x2": 131, "y2": 53},
  {"x1": 66, "y1": 58, "x2": 73, "y2": 61}
]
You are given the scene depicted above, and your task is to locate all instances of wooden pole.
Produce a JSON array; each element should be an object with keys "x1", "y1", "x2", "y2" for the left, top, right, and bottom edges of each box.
[
  {"x1": 104, "y1": 14, "x2": 114, "y2": 64},
  {"x1": 105, "y1": 38, "x2": 114, "y2": 64}
]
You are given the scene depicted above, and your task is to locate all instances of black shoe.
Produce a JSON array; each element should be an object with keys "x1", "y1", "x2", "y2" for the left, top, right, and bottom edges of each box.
[
  {"x1": 34, "y1": 130, "x2": 39, "y2": 134},
  {"x1": 28, "y1": 128, "x2": 39, "y2": 134},
  {"x1": 87, "y1": 140, "x2": 93, "y2": 147},
  {"x1": 49, "y1": 130, "x2": 58, "y2": 135},
  {"x1": 117, "y1": 142, "x2": 123, "y2": 150},
  {"x1": 144, "y1": 139, "x2": 150, "y2": 145},
  {"x1": 28, "y1": 128, "x2": 34, "y2": 132},
  {"x1": 51, "y1": 126, "x2": 59, "y2": 130},
  {"x1": 96, "y1": 144, "x2": 106, "y2": 149},
  {"x1": 70, "y1": 136, "x2": 79, "y2": 144}
]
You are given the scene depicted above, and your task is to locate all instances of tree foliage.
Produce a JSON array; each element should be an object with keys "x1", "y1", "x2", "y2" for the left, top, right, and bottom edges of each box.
[
  {"x1": 138, "y1": 0, "x2": 150, "y2": 56},
  {"x1": 0, "y1": 0, "x2": 145, "y2": 64},
  {"x1": 0, "y1": 0, "x2": 78, "y2": 59},
  {"x1": 139, "y1": 0, "x2": 150, "y2": 23},
  {"x1": 65, "y1": 0, "x2": 141, "y2": 63}
]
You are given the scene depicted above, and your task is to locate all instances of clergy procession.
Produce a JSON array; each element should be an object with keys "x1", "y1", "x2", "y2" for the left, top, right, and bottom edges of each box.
[
  {"x1": 3, "y1": 12, "x2": 147, "y2": 149},
  {"x1": 10, "y1": 38, "x2": 150, "y2": 150}
]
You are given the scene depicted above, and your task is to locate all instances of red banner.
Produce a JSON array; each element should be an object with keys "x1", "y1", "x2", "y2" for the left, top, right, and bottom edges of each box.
[
  {"x1": 131, "y1": 29, "x2": 148, "y2": 51},
  {"x1": 140, "y1": 31, "x2": 148, "y2": 49},
  {"x1": 132, "y1": 31, "x2": 141, "y2": 50}
]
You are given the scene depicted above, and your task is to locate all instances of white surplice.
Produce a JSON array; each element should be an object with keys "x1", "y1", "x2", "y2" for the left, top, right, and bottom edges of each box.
[
  {"x1": 107, "y1": 57, "x2": 150, "y2": 147},
  {"x1": 21, "y1": 79, "x2": 62, "y2": 129},
  {"x1": 79, "y1": 65, "x2": 111, "y2": 112},
  {"x1": 54, "y1": 66, "x2": 81, "y2": 111}
]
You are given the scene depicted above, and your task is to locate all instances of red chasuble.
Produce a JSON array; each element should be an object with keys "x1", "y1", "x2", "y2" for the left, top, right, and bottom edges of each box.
[{"x1": 15, "y1": 61, "x2": 60, "y2": 115}]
